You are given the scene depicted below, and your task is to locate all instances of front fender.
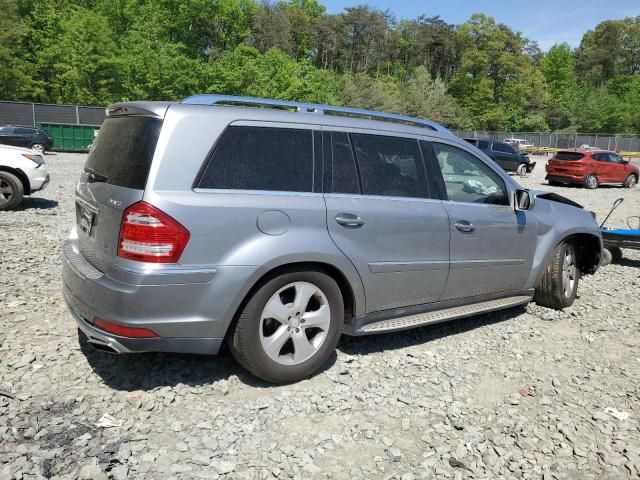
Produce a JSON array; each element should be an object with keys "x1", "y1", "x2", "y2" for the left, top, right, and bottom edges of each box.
[{"x1": 526, "y1": 197, "x2": 602, "y2": 288}]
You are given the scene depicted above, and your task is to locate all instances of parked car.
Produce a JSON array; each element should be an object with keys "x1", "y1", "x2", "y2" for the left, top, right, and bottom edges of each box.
[
  {"x1": 0, "y1": 125, "x2": 53, "y2": 153},
  {"x1": 504, "y1": 137, "x2": 534, "y2": 149},
  {"x1": 62, "y1": 95, "x2": 602, "y2": 384},
  {"x1": 464, "y1": 138, "x2": 536, "y2": 176},
  {"x1": 546, "y1": 149, "x2": 639, "y2": 189},
  {"x1": 0, "y1": 144, "x2": 50, "y2": 210}
]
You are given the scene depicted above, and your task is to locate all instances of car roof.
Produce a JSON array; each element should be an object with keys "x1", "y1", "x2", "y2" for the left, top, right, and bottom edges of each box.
[
  {"x1": 558, "y1": 148, "x2": 610, "y2": 154},
  {"x1": 107, "y1": 97, "x2": 458, "y2": 141}
]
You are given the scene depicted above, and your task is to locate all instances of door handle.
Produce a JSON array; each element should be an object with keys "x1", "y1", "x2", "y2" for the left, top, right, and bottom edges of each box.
[
  {"x1": 335, "y1": 213, "x2": 364, "y2": 228},
  {"x1": 454, "y1": 221, "x2": 475, "y2": 233}
]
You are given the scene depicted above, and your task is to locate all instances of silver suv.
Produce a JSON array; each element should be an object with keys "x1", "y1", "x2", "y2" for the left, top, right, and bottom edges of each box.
[{"x1": 62, "y1": 95, "x2": 602, "y2": 383}]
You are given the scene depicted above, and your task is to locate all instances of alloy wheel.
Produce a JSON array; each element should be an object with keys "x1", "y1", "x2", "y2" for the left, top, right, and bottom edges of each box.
[
  {"x1": 259, "y1": 281, "x2": 331, "y2": 365},
  {"x1": 562, "y1": 246, "x2": 577, "y2": 298}
]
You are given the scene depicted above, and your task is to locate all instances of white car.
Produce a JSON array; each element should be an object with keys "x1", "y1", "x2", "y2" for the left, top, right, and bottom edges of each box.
[
  {"x1": 504, "y1": 138, "x2": 534, "y2": 149},
  {"x1": 0, "y1": 144, "x2": 50, "y2": 210}
]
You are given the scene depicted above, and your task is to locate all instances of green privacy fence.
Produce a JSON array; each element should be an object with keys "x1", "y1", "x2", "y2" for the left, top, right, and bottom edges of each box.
[{"x1": 37, "y1": 123, "x2": 100, "y2": 152}]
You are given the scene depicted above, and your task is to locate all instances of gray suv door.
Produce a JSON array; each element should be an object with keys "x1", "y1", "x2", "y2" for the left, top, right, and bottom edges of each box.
[
  {"x1": 323, "y1": 131, "x2": 450, "y2": 313},
  {"x1": 425, "y1": 140, "x2": 537, "y2": 300}
]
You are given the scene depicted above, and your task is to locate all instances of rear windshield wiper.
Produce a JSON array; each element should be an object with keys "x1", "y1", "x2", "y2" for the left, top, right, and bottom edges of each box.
[{"x1": 84, "y1": 167, "x2": 108, "y2": 183}]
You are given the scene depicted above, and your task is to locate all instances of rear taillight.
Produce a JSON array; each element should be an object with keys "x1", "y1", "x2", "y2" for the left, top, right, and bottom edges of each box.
[
  {"x1": 94, "y1": 318, "x2": 158, "y2": 338},
  {"x1": 118, "y1": 201, "x2": 189, "y2": 263}
]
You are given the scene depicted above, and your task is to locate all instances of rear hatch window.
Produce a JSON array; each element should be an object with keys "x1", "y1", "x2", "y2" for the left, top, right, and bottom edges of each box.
[
  {"x1": 84, "y1": 116, "x2": 162, "y2": 190},
  {"x1": 554, "y1": 151, "x2": 585, "y2": 161}
]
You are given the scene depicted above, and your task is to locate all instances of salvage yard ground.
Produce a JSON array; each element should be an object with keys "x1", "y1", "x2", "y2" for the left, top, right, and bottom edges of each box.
[{"x1": 1, "y1": 154, "x2": 639, "y2": 480}]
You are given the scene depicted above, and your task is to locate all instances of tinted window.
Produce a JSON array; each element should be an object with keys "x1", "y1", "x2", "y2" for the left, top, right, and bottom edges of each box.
[
  {"x1": 330, "y1": 132, "x2": 359, "y2": 194},
  {"x1": 464, "y1": 139, "x2": 477, "y2": 146},
  {"x1": 432, "y1": 142, "x2": 508, "y2": 205},
  {"x1": 14, "y1": 127, "x2": 35, "y2": 135},
  {"x1": 351, "y1": 134, "x2": 427, "y2": 198},
  {"x1": 0, "y1": 127, "x2": 14, "y2": 134},
  {"x1": 492, "y1": 142, "x2": 514, "y2": 153},
  {"x1": 84, "y1": 116, "x2": 162, "y2": 190},
  {"x1": 554, "y1": 152, "x2": 585, "y2": 161},
  {"x1": 199, "y1": 126, "x2": 313, "y2": 192},
  {"x1": 477, "y1": 140, "x2": 490, "y2": 150}
]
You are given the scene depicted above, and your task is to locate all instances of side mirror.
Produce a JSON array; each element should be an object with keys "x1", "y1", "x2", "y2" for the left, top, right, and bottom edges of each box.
[{"x1": 515, "y1": 189, "x2": 533, "y2": 211}]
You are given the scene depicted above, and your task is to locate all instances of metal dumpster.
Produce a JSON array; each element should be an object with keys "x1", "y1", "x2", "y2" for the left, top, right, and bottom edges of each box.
[{"x1": 37, "y1": 123, "x2": 100, "y2": 152}]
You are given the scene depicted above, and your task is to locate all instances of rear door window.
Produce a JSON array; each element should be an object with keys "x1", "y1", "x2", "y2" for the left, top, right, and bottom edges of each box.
[
  {"x1": 84, "y1": 116, "x2": 162, "y2": 190},
  {"x1": 554, "y1": 152, "x2": 585, "y2": 161},
  {"x1": 14, "y1": 127, "x2": 35, "y2": 135},
  {"x1": 330, "y1": 132, "x2": 360, "y2": 194},
  {"x1": 0, "y1": 127, "x2": 14, "y2": 134},
  {"x1": 350, "y1": 134, "x2": 428, "y2": 198},
  {"x1": 198, "y1": 126, "x2": 314, "y2": 192},
  {"x1": 477, "y1": 140, "x2": 490, "y2": 150}
]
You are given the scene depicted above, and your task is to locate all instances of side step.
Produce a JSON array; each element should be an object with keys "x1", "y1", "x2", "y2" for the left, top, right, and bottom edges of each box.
[{"x1": 354, "y1": 295, "x2": 532, "y2": 335}]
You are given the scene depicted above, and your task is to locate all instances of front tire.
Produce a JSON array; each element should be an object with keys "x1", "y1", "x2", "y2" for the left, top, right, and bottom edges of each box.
[
  {"x1": 585, "y1": 174, "x2": 598, "y2": 189},
  {"x1": 0, "y1": 171, "x2": 24, "y2": 211},
  {"x1": 229, "y1": 270, "x2": 343, "y2": 384},
  {"x1": 624, "y1": 174, "x2": 637, "y2": 189},
  {"x1": 516, "y1": 164, "x2": 527, "y2": 177},
  {"x1": 609, "y1": 247, "x2": 623, "y2": 263},
  {"x1": 534, "y1": 242, "x2": 579, "y2": 310},
  {"x1": 31, "y1": 143, "x2": 45, "y2": 153}
]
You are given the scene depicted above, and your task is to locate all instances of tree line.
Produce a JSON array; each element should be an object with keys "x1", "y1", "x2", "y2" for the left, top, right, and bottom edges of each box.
[{"x1": 1, "y1": 0, "x2": 640, "y2": 133}]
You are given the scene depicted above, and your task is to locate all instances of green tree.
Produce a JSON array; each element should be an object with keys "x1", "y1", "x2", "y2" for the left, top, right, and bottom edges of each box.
[
  {"x1": 0, "y1": 0, "x2": 37, "y2": 100},
  {"x1": 541, "y1": 43, "x2": 577, "y2": 129},
  {"x1": 46, "y1": 8, "x2": 120, "y2": 104},
  {"x1": 207, "y1": 45, "x2": 339, "y2": 103}
]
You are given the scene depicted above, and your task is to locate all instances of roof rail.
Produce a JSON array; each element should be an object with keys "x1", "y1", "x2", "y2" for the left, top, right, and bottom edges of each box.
[{"x1": 181, "y1": 94, "x2": 452, "y2": 134}]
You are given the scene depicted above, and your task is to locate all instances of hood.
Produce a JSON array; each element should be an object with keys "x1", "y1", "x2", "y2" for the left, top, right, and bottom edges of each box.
[
  {"x1": 0, "y1": 144, "x2": 40, "y2": 154},
  {"x1": 531, "y1": 190, "x2": 582, "y2": 209}
]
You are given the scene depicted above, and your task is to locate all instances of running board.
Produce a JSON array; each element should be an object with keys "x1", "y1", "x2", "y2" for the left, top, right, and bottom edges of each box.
[{"x1": 352, "y1": 295, "x2": 532, "y2": 335}]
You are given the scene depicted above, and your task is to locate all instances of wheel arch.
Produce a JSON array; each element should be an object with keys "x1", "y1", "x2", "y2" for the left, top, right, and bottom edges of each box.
[
  {"x1": 225, "y1": 260, "x2": 361, "y2": 341},
  {"x1": 565, "y1": 233, "x2": 602, "y2": 275},
  {"x1": 0, "y1": 166, "x2": 30, "y2": 195}
]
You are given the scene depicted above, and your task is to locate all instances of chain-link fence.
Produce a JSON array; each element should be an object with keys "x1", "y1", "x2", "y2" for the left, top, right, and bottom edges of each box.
[
  {"x1": 1, "y1": 100, "x2": 640, "y2": 151},
  {"x1": 0, "y1": 100, "x2": 105, "y2": 126},
  {"x1": 455, "y1": 130, "x2": 640, "y2": 152}
]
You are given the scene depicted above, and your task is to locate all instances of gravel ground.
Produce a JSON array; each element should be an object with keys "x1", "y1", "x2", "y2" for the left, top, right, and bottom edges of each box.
[{"x1": 1, "y1": 153, "x2": 639, "y2": 480}]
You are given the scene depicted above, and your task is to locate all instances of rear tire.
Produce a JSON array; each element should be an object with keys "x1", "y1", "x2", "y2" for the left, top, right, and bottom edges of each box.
[
  {"x1": 0, "y1": 171, "x2": 24, "y2": 211},
  {"x1": 624, "y1": 174, "x2": 637, "y2": 188},
  {"x1": 229, "y1": 270, "x2": 343, "y2": 384},
  {"x1": 534, "y1": 242, "x2": 579, "y2": 310},
  {"x1": 585, "y1": 174, "x2": 598, "y2": 189}
]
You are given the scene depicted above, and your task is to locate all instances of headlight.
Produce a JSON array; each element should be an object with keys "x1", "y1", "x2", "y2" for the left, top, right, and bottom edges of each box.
[{"x1": 22, "y1": 153, "x2": 44, "y2": 167}]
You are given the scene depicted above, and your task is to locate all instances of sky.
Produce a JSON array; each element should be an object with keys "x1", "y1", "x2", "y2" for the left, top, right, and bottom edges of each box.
[{"x1": 321, "y1": 0, "x2": 640, "y2": 50}]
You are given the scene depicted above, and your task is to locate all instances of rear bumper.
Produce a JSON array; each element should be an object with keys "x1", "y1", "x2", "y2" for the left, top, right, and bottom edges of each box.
[
  {"x1": 62, "y1": 237, "x2": 257, "y2": 354},
  {"x1": 545, "y1": 173, "x2": 585, "y2": 184}
]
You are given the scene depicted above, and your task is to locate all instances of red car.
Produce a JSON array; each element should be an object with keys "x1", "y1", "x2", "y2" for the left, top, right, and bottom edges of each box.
[{"x1": 546, "y1": 149, "x2": 639, "y2": 189}]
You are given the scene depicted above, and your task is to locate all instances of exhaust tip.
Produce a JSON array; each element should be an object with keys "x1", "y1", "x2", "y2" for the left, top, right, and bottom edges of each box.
[{"x1": 88, "y1": 340, "x2": 120, "y2": 354}]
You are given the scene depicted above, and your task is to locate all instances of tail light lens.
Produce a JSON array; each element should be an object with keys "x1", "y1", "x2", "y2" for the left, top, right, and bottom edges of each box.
[{"x1": 118, "y1": 201, "x2": 189, "y2": 263}]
